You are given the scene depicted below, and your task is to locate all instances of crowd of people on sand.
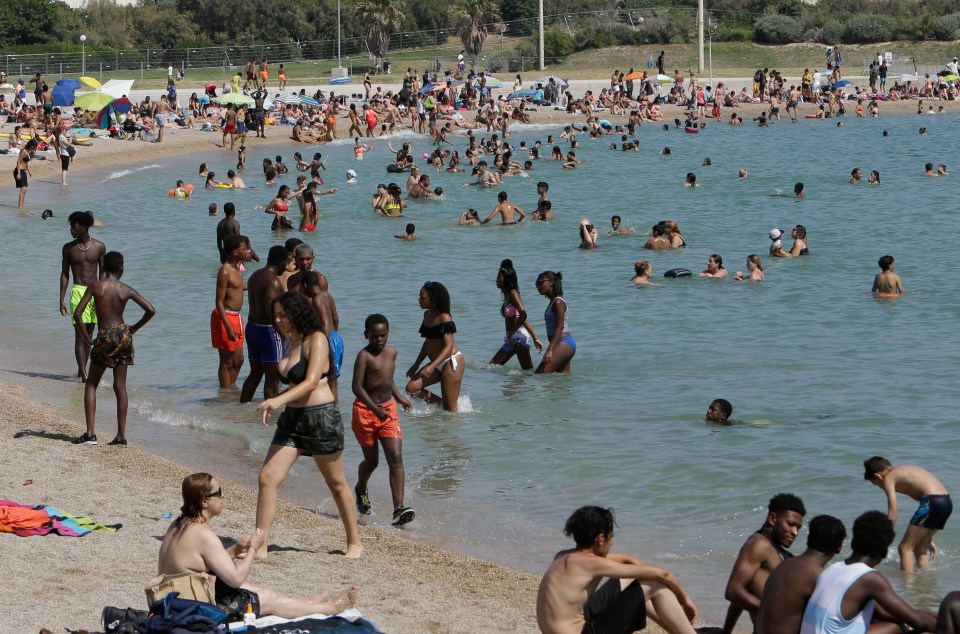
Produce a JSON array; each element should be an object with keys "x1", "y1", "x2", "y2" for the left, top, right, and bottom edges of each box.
[{"x1": 44, "y1": 54, "x2": 949, "y2": 630}]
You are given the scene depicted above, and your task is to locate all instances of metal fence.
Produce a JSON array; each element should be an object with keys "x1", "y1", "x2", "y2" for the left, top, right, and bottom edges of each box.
[{"x1": 0, "y1": 10, "x2": 683, "y2": 79}]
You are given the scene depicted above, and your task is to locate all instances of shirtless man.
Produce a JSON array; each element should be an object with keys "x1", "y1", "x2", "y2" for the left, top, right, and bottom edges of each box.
[
  {"x1": 153, "y1": 97, "x2": 170, "y2": 143},
  {"x1": 252, "y1": 88, "x2": 267, "y2": 138},
  {"x1": 756, "y1": 515, "x2": 846, "y2": 634},
  {"x1": 721, "y1": 493, "x2": 806, "y2": 634},
  {"x1": 408, "y1": 174, "x2": 434, "y2": 199},
  {"x1": 537, "y1": 506, "x2": 697, "y2": 634},
  {"x1": 60, "y1": 211, "x2": 106, "y2": 382},
  {"x1": 286, "y1": 243, "x2": 329, "y2": 294},
  {"x1": 799, "y1": 511, "x2": 936, "y2": 634},
  {"x1": 300, "y1": 270, "x2": 344, "y2": 403},
  {"x1": 72, "y1": 251, "x2": 155, "y2": 445},
  {"x1": 643, "y1": 224, "x2": 671, "y2": 250},
  {"x1": 212, "y1": 234, "x2": 249, "y2": 389},
  {"x1": 482, "y1": 191, "x2": 526, "y2": 224},
  {"x1": 240, "y1": 246, "x2": 289, "y2": 404},
  {"x1": 216, "y1": 203, "x2": 240, "y2": 263},
  {"x1": 223, "y1": 106, "x2": 237, "y2": 150},
  {"x1": 871, "y1": 255, "x2": 904, "y2": 296},
  {"x1": 786, "y1": 85, "x2": 801, "y2": 122}
]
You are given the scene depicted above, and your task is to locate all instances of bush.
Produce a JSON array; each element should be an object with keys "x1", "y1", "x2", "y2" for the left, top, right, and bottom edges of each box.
[
  {"x1": 820, "y1": 20, "x2": 845, "y2": 44},
  {"x1": 934, "y1": 13, "x2": 960, "y2": 40},
  {"x1": 754, "y1": 14, "x2": 803, "y2": 43},
  {"x1": 842, "y1": 14, "x2": 893, "y2": 43},
  {"x1": 717, "y1": 26, "x2": 753, "y2": 42},
  {"x1": 802, "y1": 27, "x2": 823, "y2": 43},
  {"x1": 543, "y1": 30, "x2": 576, "y2": 57},
  {"x1": 641, "y1": 11, "x2": 695, "y2": 45}
]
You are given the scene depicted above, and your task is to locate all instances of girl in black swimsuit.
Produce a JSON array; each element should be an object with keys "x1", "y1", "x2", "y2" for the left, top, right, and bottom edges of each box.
[
  {"x1": 254, "y1": 292, "x2": 361, "y2": 559},
  {"x1": 405, "y1": 281, "x2": 465, "y2": 412}
]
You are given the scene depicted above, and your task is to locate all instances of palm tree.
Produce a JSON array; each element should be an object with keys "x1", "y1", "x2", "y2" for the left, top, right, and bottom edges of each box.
[
  {"x1": 353, "y1": 0, "x2": 404, "y2": 66},
  {"x1": 449, "y1": 0, "x2": 500, "y2": 60}
]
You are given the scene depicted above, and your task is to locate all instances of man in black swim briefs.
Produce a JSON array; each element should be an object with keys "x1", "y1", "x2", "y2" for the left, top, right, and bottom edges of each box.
[{"x1": 721, "y1": 493, "x2": 806, "y2": 634}]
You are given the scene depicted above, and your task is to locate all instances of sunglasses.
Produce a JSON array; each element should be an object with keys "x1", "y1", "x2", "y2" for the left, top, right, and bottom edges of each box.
[{"x1": 204, "y1": 487, "x2": 224, "y2": 499}]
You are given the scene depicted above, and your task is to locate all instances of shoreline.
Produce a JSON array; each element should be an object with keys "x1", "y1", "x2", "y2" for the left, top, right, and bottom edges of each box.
[
  {"x1": 0, "y1": 381, "x2": 548, "y2": 633},
  {"x1": 0, "y1": 74, "x2": 946, "y2": 198}
]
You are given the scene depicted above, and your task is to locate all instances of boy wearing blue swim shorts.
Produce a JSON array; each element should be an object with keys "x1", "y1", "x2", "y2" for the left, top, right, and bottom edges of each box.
[{"x1": 864, "y1": 456, "x2": 952, "y2": 573}]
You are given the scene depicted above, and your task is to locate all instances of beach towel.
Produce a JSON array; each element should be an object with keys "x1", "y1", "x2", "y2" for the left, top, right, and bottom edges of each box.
[
  {"x1": 254, "y1": 611, "x2": 383, "y2": 633},
  {"x1": 0, "y1": 500, "x2": 121, "y2": 536}
]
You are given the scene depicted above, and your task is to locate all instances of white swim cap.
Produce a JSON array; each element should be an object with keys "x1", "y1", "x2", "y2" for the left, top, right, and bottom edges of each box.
[{"x1": 769, "y1": 228, "x2": 784, "y2": 240}]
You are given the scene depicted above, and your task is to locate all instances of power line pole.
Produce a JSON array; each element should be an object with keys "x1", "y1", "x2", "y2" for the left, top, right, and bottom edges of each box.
[{"x1": 697, "y1": 0, "x2": 704, "y2": 74}]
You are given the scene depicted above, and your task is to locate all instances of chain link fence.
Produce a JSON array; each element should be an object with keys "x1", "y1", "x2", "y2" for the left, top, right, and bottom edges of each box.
[{"x1": 1, "y1": 10, "x2": 677, "y2": 80}]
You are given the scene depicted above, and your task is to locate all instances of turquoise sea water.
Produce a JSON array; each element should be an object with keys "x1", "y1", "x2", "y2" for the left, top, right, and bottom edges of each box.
[{"x1": 2, "y1": 112, "x2": 960, "y2": 624}]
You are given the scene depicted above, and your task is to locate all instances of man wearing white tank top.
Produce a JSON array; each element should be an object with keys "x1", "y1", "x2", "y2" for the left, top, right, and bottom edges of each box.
[{"x1": 800, "y1": 511, "x2": 934, "y2": 634}]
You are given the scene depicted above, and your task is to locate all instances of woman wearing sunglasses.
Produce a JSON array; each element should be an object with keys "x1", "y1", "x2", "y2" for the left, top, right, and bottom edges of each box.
[
  {"x1": 535, "y1": 271, "x2": 576, "y2": 373},
  {"x1": 151, "y1": 472, "x2": 356, "y2": 620},
  {"x1": 255, "y1": 292, "x2": 362, "y2": 559},
  {"x1": 406, "y1": 281, "x2": 465, "y2": 411}
]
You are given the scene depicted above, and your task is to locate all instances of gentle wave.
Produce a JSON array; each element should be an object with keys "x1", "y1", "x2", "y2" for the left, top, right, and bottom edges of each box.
[{"x1": 102, "y1": 163, "x2": 162, "y2": 182}]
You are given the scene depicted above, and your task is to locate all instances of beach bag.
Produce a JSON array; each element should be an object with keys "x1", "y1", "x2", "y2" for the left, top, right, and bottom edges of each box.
[
  {"x1": 141, "y1": 592, "x2": 228, "y2": 634},
  {"x1": 66, "y1": 144, "x2": 76, "y2": 157},
  {"x1": 103, "y1": 606, "x2": 149, "y2": 633},
  {"x1": 145, "y1": 572, "x2": 216, "y2": 605}
]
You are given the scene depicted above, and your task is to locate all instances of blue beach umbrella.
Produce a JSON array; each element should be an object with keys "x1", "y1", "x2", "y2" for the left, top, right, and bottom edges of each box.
[
  {"x1": 419, "y1": 82, "x2": 444, "y2": 94},
  {"x1": 51, "y1": 84, "x2": 75, "y2": 107},
  {"x1": 298, "y1": 95, "x2": 321, "y2": 107},
  {"x1": 56, "y1": 78, "x2": 81, "y2": 91},
  {"x1": 832, "y1": 80, "x2": 852, "y2": 88},
  {"x1": 508, "y1": 89, "x2": 537, "y2": 100}
]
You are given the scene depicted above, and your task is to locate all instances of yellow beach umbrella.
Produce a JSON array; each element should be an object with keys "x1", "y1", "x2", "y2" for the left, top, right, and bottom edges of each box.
[
  {"x1": 79, "y1": 76, "x2": 102, "y2": 89},
  {"x1": 75, "y1": 91, "x2": 114, "y2": 112}
]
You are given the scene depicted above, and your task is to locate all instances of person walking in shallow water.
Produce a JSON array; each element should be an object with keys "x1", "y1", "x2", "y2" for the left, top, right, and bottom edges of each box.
[
  {"x1": 406, "y1": 281, "x2": 465, "y2": 412},
  {"x1": 535, "y1": 271, "x2": 576, "y2": 374}
]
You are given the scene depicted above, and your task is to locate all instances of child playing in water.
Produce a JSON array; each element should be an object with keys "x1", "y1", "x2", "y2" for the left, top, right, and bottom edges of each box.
[
  {"x1": 863, "y1": 456, "x2": 951, "y2": 572},
  {"x1": 237, "y1": 145, "x2": 246, "y2": 171},
  {"x1": 872, "y1": 255, "x2": 904, "y2": 296}
]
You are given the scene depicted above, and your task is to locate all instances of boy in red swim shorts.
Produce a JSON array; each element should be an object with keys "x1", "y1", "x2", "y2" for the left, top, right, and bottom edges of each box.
[
  {"x1": 351, "y1": 314, "x2": 414, "y2": 525},
  {"x1": 211, "y1": 234, "x2": 249, "y2": 388}
]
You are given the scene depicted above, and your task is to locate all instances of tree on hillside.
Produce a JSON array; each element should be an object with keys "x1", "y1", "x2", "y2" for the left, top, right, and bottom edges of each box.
[
  {"x1": 354, "y1": 0, "x2": 405, "y2": 65},
  {"x1": 449, "y1": 0, "x2": 501, "y2": 59}
]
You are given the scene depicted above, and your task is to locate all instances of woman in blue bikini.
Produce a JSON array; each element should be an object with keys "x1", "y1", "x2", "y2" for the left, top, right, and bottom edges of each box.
[
  {"x1": 406, "y1": 281, "x2": 465, "y2": 412},
  {"x1": 535, "y1": 271, "x2": 576, "y2": 374}
]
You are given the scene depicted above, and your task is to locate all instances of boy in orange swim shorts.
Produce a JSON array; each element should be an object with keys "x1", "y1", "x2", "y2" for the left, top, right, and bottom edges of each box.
[{"x1": 351, "y1": 314, "x2": 414, "y2": 526}]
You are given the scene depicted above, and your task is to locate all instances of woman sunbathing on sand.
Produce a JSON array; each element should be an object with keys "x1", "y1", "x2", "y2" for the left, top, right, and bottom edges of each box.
[{"x1": 149, "y1": 472, "x2": 356, "y2": 620}]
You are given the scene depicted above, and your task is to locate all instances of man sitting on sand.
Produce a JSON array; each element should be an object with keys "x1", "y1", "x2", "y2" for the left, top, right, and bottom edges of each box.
[
  {"x1": 756, "y1": 515, "x2": 846, "y2": 634},
  {"x1": 799, "y1": 511, "x2": 936, "y2": 634},
  {"x1": 149, "y1": 472, "x2": 356, "y2": 620},
  {"x1": 537, "y1": 505, "x2": 697, "y2": 634},
  {"x1": 722, "y1": 493, "x2": 806, "y2": 634}
]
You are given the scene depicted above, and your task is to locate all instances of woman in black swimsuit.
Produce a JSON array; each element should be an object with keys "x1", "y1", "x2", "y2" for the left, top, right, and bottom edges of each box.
[
  {"x1": 405, "y1": 281, "x2": 465, "y2": 412},
  {"x1": 788, "y1": 225, "x2": 809, "y2": 256},
  {"x1": 255, "y1": 292, "x2": 361, "y2": 559},
  {"x1": 662, "y1": 220, "x2": 687, "y2": 248},
  {"x1": 14, "y1": 139, "x2": 36, "y2": 209}
]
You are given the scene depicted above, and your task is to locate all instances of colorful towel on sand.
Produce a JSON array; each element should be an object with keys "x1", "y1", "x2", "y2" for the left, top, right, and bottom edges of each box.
[{"x1": 0, "y1": 500, "x2": 122, "y2": 536}]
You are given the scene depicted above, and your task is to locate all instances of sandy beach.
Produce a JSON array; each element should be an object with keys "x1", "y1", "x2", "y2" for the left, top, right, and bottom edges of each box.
[{"x1": 0, "y1": 381, "x2": 547, "y2": 633}]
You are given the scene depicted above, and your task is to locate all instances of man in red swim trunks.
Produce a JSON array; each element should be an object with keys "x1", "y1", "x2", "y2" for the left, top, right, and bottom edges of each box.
[
  {"x1": 212, "y1": 234, "x2": 249, "y2": 388},
  {"x1": 222, "y1": 106, "x2": 237, "y2": 150}
]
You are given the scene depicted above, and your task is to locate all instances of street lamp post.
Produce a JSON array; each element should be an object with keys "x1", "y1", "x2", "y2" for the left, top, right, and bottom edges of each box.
[
  {"x1": 707, "y1": 21, "x2": 718, "y2": 87},
  {"x1": 80, "y1": 35, "x2": 86, "y2": 75}
]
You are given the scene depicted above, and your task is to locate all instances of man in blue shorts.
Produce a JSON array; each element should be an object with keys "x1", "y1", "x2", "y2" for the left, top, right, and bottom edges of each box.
[
  {"x1": 240, "y1": 246, "x2": 289, "y2": 403},
  {"x1": 301, "y1": 270, "x2": 344, "y2": 403}
]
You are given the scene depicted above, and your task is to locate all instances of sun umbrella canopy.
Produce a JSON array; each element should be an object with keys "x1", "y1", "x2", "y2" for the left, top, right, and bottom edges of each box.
[
  {"x1": 537, "y1": 75, "x2": 569, "y2": 88},
  {"x1": 110, "y1": 97, "x2": 134, "y2": 114},
  {"x1": 51, "y1": 85, "x2": 76, "y2": 107},
  {"x1": 898, "y1": 74, "x2": 918, "y2": 82},
  {"x1": 623, "y1": 71, "x2": 646, "y2": 81},
  {"x1": 831, "y1": 79, "x2": 852, "y2": 88},
  {"x1": 100, "y1": 79, "x2": 134, "y2": 99},
  {"x1": 56, "y1": 78, "x2": 81, "y2": 91},
  {"x1": 642, "y1": 74, "x2": 673, "y2": 84},
  {"x1": 275, "y1": 94, "x2": 300, "y2": 104},
  {"x1": 508, "y1": 89, "x2": 538, "y2": 99},
  {"x1": 79, "y1": 76, "x2": 101, "y2": 89},
  {"x1": 944, "y1": 74, "x2": 960, "y2": 82},
  {"x1": 75, "y1": 91, "x2": 114, "y2": 112},
  {"x1": 298, "y1": 95, "x2": 321, "y2": 107},
  {"x1": 419, "y1": 82, "x2": 444, "y2": 94},
  {"x1": 216, "y1": 93, "x2": 255, "y2": 106}
]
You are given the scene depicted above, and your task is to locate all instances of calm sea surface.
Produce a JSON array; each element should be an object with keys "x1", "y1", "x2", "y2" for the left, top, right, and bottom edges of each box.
[{"x1": 2, "y1": 111, "x2": 960, "y2": 623}]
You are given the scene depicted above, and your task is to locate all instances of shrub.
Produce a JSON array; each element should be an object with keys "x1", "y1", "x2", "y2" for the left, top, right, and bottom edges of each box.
[
  {"x1": 486, "y1": 49, "x2": 524, "y2": 73},
  {"x1": 842, "y1": 14, "x2": 893, "y2": 43},
  {"x1": 754, "y1": 14, "x2": 803, "y2": 44},
  {"x1": 820, "y1": 21, "x2": 845, "y2": 45},
  {"x1": 802, "y1": 27, "x2": 823, "y2": 43},
  {"x1": 718, "y1": 26, "x2": 754, "y2": 42},
  {"x1": 934, "y1": 13, "x2": 960, "y2": 40},
  {"x1": 543, "y1": 30, "x2": 576, "y2": 57}
]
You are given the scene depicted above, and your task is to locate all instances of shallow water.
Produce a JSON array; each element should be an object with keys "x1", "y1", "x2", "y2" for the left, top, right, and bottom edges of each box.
[{"x1": 3, "y1": 112, "x2": 960, "y2": 624}]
